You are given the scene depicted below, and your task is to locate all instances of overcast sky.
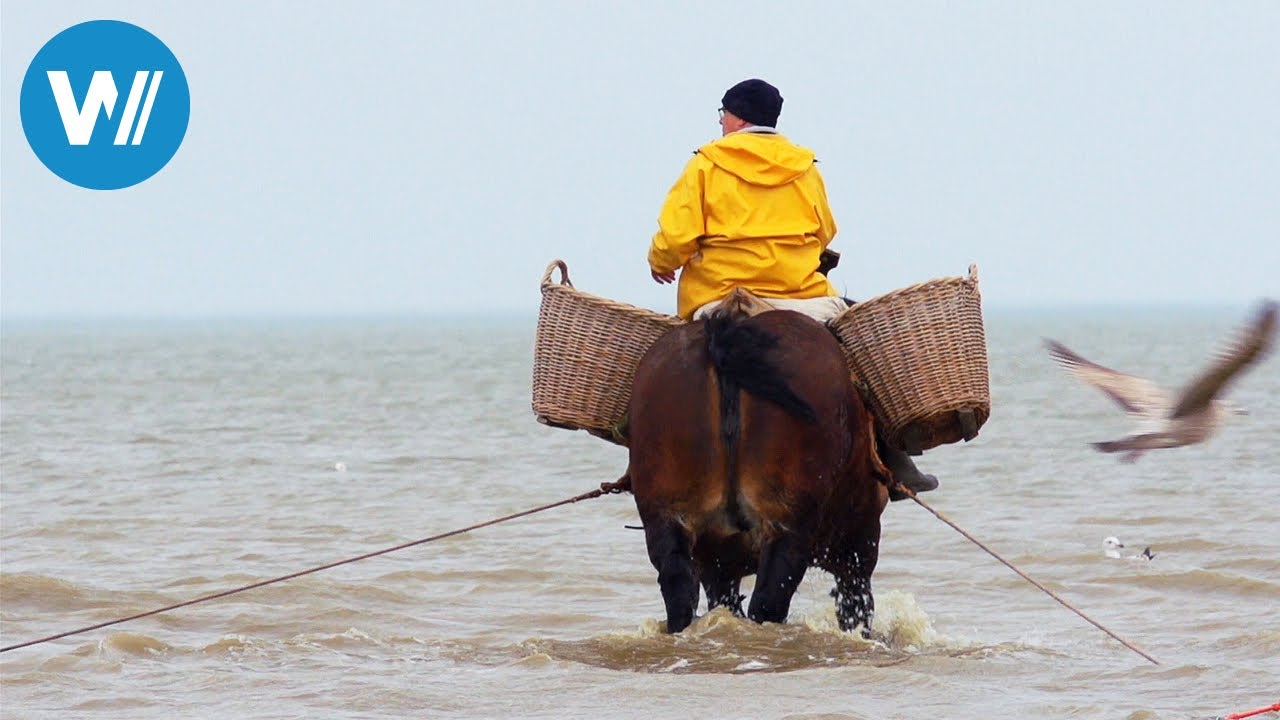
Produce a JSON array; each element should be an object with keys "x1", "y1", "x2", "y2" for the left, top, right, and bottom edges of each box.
[{"x1": 3, "y1": 1, "x2": 1277, "y2": 319}]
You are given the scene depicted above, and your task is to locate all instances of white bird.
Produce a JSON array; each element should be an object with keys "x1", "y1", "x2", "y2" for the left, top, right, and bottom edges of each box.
[
  {"x1": 1103, "y1": 536, "x2": 1155, "y2": 561},
  {"x1": 1046, "y1": 299, "x2": 1277, "y2": 463}
]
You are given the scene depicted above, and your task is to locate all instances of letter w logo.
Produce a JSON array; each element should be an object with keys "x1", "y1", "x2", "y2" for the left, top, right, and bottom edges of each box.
[{"x1": 46, "y1": 70, "x2": 163, "y2": 146}]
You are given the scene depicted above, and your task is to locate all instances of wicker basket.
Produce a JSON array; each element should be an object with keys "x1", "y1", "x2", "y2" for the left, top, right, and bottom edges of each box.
[
  {"x1": 532, "y1": 259, "x2": 685, "y2": 443},
  {"x1": 827, "y1": 264, "x2": 991, "y2": 454}
]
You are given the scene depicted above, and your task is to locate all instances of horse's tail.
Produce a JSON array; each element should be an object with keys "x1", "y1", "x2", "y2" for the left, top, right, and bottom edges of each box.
[
  {"x1": 704, "y1": 313, "x2": 816, "y2": 424},
  {"x1": 704, "y1": 312, "x2": 817, "y2": 531}
]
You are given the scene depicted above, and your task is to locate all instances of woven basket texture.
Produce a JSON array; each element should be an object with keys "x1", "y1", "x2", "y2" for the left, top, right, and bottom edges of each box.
[
  {"x1": 532, "y1": 260, "x2": 685, "y2": 434},
  {"x1": 827, "y1": 264, "x2": 990, "y2": 451},
  {"x1": 533, "y1": 260, "x2": 990, "y2": 452}
]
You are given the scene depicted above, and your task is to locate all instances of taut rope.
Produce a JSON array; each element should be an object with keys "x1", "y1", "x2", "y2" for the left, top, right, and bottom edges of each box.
[
  {"x1": 0, "y1": 480, "x2": 629, "y2": 654},
  {"x1": 898, "y1": 484, "x2": 1160, "y2": 665},
  {"x1": 2, "y1": 477, "x2": 1160, "y2": 667},
  {"x1": 1219, "y1": 702, "x2": 1280, "y2": 720}
]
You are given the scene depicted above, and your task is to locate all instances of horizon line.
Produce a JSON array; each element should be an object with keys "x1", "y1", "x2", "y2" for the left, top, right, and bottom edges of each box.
[{"x1": 0, "y1": 299, "x2": 1266, "y2": 325}]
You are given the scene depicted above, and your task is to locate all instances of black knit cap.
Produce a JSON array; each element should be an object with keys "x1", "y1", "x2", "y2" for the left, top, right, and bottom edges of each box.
[{"x1": 721, "y1": 78, "x2": 783, "y2": 127}]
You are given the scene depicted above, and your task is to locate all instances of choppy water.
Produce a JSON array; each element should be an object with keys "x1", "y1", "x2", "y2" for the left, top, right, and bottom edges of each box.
[{"x1": 2, "y1": 309, "x2": 1277, "y2": 719}]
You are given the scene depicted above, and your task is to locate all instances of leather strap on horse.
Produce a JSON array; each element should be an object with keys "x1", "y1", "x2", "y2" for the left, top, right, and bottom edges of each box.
[
  {"x1": 0, "y1": 480, "x2": 630, "y2": 654},
  {"x1": 895, "y1": 482, "x2": 1160, "y2": 665}
]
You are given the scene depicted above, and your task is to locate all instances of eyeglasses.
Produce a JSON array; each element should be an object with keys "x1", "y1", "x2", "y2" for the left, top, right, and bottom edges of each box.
[{"x1": 718, "y1": 107, "x2": 726, "y2": 119}]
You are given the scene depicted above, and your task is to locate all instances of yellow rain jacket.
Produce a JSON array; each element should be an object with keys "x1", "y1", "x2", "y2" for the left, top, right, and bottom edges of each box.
[{"x1": 648, "y1": 131, "x2": 838, "y2": 319}]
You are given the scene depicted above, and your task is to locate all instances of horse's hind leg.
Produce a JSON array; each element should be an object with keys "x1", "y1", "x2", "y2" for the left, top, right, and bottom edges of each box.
[
  {"x1": 700, "y1": 560, "x2": 745, "y2": 617},
  {"x1": 643, "y1": 517, "x2": 699, "y2": 633},
  {"x1": 747, "y1": 533, "x2": 811, "y2": 624},
  {"x1": 832, "y1": 571, "x2": 874, "y2": 638},
  {"x1": 831, "y1": 536, "x2": 880, "y2": 638}
]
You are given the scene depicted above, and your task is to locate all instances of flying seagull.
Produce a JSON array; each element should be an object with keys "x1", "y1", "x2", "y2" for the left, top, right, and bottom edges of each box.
[{"x1": 1046, "y1": 299, "x2": 1277, "y2": 463}]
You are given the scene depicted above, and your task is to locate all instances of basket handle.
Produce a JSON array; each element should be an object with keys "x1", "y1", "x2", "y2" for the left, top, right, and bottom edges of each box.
[
  {"x1": 967, "y1": 263, "x2": 979, "y2": 285},
  {"x1": 541, "y1": 259, "x2": 573, "y2": 288}
]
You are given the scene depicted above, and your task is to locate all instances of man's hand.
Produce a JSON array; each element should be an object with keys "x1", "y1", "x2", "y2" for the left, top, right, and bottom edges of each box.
[{"x1": 651, "y1": 269, "x2": 676, "y2": 284}]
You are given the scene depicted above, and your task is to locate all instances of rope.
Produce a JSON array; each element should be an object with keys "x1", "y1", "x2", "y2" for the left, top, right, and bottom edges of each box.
[
  {"x1": 0, "y1": 474, "x2": 1164, "y2": 667},
  {"x1": 897, "y1": 484, "x2": 1161, "y2": 665},
  {"x1": 0, "y1": 481, "x2": 629, "y2": 654},
  {"x1": 1222, "y1": 702, "x2": 1280, "y2": 720}
]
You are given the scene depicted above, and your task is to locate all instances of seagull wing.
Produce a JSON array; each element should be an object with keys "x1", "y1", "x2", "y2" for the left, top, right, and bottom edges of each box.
[
  {"x1": 1045, "y1": 339, "x2": 1171, "y2": 419},
  {"x1": 1171, "y1": 300, "x2": 1278, "y2": 419}
]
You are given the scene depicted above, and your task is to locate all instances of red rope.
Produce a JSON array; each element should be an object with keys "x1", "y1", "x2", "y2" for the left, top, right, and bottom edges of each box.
[{"x1": 1224, "y1": 702, "x2": 1280, "y2": 720}]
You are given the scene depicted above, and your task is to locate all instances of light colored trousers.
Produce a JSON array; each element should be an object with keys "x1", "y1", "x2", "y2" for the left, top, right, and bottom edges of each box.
[{"x1": 692, "y1": 295, "x2": 850, "y2": 323}]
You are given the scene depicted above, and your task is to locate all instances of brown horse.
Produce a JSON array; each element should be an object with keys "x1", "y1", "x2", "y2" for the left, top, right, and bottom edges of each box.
[{"x1": 625, "y1": 296, "x2": 891, "y2": 635}]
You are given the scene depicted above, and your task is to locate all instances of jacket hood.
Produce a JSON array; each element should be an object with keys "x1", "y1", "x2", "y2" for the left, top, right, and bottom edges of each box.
[{"x1": 697, "y1": 132, "x2": 815, "y2": 187}]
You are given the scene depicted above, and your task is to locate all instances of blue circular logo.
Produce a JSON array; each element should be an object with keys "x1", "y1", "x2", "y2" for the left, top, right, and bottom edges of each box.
[{"x1": 20, "y1": 20, "x2": 190, "y2": 190}]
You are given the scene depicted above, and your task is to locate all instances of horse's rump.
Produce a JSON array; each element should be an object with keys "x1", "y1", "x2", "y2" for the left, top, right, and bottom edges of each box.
[{"x1": 628, "y1": 308, "x2": 884, "y2": 546}]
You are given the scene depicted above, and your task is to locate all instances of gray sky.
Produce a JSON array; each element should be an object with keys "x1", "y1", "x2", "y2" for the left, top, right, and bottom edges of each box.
[{"x1": 3, "y1": 1, "x2": 1277, "y2": 318}]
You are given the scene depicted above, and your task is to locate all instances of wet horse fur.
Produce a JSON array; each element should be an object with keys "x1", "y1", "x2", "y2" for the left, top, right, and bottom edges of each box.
[{"x1": 626, "y1": 300, "x2": 891, "y2": 635}]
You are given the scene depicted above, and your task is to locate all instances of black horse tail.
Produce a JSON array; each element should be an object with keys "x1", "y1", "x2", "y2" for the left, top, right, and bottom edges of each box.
[
  {"x1": 704, "y1": 312, "x2": 817, "y2": 425},
  {"x1": 705, "y1": 312, "x2": 817, "y2": 531}
]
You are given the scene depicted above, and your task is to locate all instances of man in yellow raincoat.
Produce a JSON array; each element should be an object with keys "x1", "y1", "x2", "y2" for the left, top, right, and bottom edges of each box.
[
  {"x1": 647, "y1": 78, "x2": 939, "y2": 497},
  {"x1": 648, "y1": 78, "x2": 848, "y2": 322}
]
